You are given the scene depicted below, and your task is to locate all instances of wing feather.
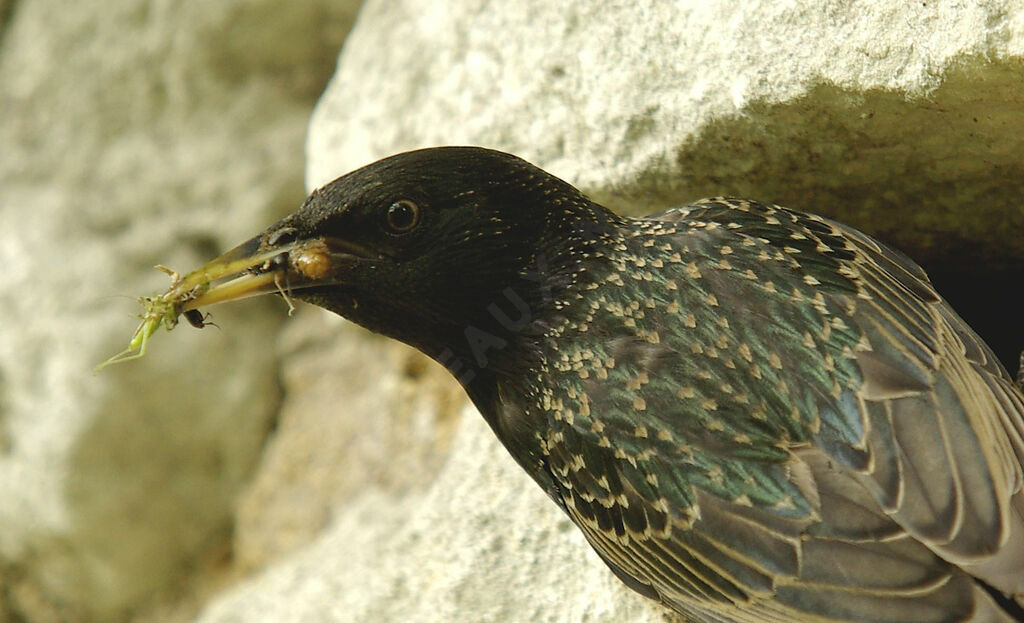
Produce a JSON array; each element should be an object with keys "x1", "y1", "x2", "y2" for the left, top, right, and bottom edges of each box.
[{"x1": 537, "y1": 198, "x2": 1024, "y2": 620}]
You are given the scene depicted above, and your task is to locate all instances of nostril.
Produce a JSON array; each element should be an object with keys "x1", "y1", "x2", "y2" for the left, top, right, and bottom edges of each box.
[
  {"x1": 267, "y1": 227, "x2": 297, "y2": 247},
  {"x1": 269, "y1": 253, "x2": 290, "y2": 271}
]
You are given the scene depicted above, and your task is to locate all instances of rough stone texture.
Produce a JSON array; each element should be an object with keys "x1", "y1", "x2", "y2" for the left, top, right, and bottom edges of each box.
[
  {"x1": 198, "y1": 403, "x2": 670, "y2": 623},
  {"x1": 191, "y1": 2, "x2": 1024, "y2": 623},
  {"x1": 0, "y1": 1, "x2": 357, "y2": 621},
  {"x1": 231, "y1": 310, "x2": 465, "y2": 573}
]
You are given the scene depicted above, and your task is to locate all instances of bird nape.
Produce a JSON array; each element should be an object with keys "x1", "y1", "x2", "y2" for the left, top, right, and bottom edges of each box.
[{"x1": 169, "y1": 147, "x2": 1024, "y2": 622}]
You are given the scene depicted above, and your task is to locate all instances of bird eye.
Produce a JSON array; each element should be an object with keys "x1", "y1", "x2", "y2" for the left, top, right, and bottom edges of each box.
[{"x1": 385, "y1": 200, "x2": 420, "y2": 233}]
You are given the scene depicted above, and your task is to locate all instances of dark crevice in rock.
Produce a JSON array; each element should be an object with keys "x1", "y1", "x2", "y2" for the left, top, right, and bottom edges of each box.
[
  {"x1": 0, "y1": 0, "x2": 18, "y2": 51},
  {"x1": 0, "y1": 0, "x2": 14, "y2": 46},
  {"x1": 927, "y1": 264, "x2": 1024, "y2": 375}
]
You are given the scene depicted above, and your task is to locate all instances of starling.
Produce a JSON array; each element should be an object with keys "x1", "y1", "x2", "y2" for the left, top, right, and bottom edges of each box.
[{"x1": 179, "y1": 147, "x2": 1024, "y2": 622}]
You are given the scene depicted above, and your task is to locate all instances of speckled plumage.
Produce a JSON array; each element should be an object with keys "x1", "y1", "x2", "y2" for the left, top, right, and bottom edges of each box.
[
  {"x1": 521, "y1": 197, "x2": 1024, "y2": 622},
  {"x1": 217, "y1": 148, "x2": 1024, "y2": 623}
]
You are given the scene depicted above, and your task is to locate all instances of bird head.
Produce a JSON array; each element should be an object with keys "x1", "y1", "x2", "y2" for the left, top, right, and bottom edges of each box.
[{"x1": 182, "y1": 147, "x2": 609, "y2": 383}]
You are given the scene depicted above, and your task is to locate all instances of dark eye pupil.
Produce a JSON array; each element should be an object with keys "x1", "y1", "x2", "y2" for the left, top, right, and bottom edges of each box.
[{"x1": 387, "y1": 200, "x2": 419, "y2": 232}]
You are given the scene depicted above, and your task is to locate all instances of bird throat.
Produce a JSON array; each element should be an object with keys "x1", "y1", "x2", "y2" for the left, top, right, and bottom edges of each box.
[
  {"x1": 430, "y1": 210, "x2": 618, "y2": 401},
  {"x1": 431, "y1": 251, "x2": 572, "y2": 392}
]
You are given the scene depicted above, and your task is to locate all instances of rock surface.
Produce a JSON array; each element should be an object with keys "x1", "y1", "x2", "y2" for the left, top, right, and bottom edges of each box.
[
  {"x1": 199, "y1": 403, "x2": 664, "y2": 623},
  {"x1": 231, "y1": 311, "x2": 466, "y2": 573},
  {"x1": 194, "y1": 1, "x2": 1024, "y2": 623},
  {"x1": 0, "y1": 1, "x2": 356, "y2": 621}
]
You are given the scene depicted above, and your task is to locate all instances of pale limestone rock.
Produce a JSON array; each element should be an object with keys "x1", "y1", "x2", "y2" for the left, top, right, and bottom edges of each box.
[
  {"x1": 231, "y1": 310, "x2": 465, "y2": 572},
  {"x1": 198, "y1": 405, "x2": 664, "y2": 623},
  {"x1": 0, "y1": 1, "x2": 357, "y2": 621},
  {"x1": 194, "y1": 1, "x2": 1024, "y2": 622}
]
